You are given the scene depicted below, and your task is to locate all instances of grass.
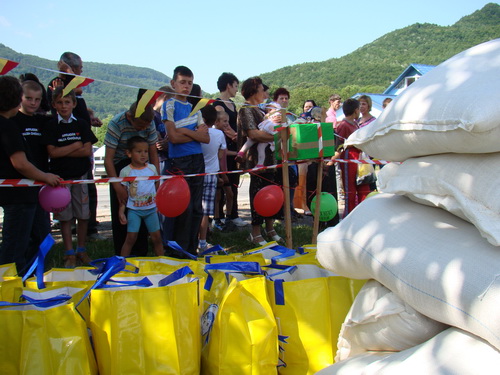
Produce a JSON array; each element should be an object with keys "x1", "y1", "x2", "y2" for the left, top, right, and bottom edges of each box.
[{"x1": 44, "y1": 223, "x2": 314, "y2": 270}]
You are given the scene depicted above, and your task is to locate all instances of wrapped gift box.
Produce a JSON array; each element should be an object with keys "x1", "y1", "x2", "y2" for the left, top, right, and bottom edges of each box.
[{"x1": 275, "y1": 122, "x2": 335, "y2": 161}]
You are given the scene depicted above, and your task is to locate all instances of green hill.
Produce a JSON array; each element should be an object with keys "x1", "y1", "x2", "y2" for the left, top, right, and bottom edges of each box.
[
  {"x1": 0, "y1": 44, "x2": 171, "y2": 119},
  {"x1": 260, "y1": 2, "x2": 500, "y2": 113}
]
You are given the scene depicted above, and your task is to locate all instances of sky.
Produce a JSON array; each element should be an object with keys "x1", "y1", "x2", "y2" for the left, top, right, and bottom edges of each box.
[{"x1": 0, "y1": 0, "x2": 496, "y2": 93}]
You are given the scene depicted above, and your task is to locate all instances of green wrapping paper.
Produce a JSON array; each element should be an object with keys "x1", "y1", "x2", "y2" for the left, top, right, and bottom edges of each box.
[{"x1": 275, "y1": 123, "x2": 335, "y2": 161}]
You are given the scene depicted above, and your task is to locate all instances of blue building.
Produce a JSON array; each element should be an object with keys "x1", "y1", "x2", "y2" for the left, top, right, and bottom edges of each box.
[
  {"x1": 336, "y1": 63, "x2": 435, "y2": 121},
  {"x1": 383, "y1": 63, "x2": 435, "y2": 95}
]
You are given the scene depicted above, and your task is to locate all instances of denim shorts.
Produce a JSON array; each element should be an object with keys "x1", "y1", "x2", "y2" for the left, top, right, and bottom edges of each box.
[{"x1": 127, "y1": 207, "x2": 160, "y2": 233}]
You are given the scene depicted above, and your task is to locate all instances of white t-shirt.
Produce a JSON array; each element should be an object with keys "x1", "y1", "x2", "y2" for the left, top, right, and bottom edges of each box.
[
  {"x1": 201, "y1": 127, "x2": 227, "y2": 173},
  {"x1": 120, "y1": 163, "x2": 158, "y2": 210}
]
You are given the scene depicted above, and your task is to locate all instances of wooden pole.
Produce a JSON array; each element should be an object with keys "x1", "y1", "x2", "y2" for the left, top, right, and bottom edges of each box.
[
  {"x1": 312, "y1": 110, "x2": 327, "y2": 244},
  {"x1": 279, "y1": 109, "x2": 293, "y2": 249},
  {"x1": 312, "y1": 160, "x2": 323, "y2": 244}
]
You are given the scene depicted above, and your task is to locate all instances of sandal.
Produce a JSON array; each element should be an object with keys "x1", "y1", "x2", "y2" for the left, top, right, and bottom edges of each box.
[
  {"x1": 76, "y1": 247, "x2": 92, "y2": 265},
  {"x1": 247, "y1": 234, "x2": 267, "y2": 246},
  {"x1": 64, "y1": 249, "x2": 77, "y2": 269},
  {"x1": 265, "y1": 229, "x2": 283, "y2": 243}
]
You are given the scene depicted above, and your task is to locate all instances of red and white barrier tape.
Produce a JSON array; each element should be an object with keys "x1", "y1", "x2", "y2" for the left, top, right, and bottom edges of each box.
[{"x1": 0, "y1": 158, "x2": 397, "y2": 187}]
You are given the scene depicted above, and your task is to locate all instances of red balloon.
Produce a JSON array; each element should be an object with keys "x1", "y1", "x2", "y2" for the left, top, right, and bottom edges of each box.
[
  {"x1": 156, "y1": 177, "x2": 191, "y2": 217},
  {"x1": 253, "y1": 185, "x2": 284, "y2": 217}
]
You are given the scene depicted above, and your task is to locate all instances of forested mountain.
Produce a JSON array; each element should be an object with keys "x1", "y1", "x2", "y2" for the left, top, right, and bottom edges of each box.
[
  {"x1": 1, "y1": 3, "x2": 498, "y2": 119},
  {"x1": 261, "y1": 3, "x2": 500, "y2": 89},
  {"x1": 0, "y1": 43, "x2": 171, "y2": 119},
  {"x1": 260, "y1": 3, "x2": 500, "y2": 113}
]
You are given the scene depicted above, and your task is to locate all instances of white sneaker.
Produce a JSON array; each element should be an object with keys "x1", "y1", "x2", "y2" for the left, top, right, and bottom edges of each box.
[
  {"x1": 88, "y1": 232, "x2": 108, "y2": 241},
  {"x1": 197, "y1": 242, "x2": 213, "y2": 253},
  {"x1": 231, "y1": 217, "x2": 248, "y2": 227}
]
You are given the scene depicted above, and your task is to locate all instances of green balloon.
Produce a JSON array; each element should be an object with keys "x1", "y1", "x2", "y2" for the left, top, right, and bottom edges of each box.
[
  {"x1": 310, "y1": 192, "x2": 338, "y2": 222},
  {"x1": 366, "y1": 191, "x2": 380, "y2": 199}
]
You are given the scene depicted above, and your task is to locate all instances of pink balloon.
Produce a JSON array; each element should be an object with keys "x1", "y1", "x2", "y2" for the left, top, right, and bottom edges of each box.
[{"x1": 38, "y1": 185, "x2": 71, "y2": 213}]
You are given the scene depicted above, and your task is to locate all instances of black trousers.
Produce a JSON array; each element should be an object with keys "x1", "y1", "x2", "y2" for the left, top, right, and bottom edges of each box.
[
  {"x1": 218, "y1": 156, "x2": 240, "y2": 219},
  {"x1": 306, "y1": 162, "x2": 339, "y2": 227},
  {"x1": 87, "y1": 168, "x2": 98, "y2": 233},
  {"x1": 168, "y1": 154, "x2": 205, "y2": 256}
]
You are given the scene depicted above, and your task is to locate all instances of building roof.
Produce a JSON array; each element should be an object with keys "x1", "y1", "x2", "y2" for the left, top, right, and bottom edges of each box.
[{"x1": 383, "y1": 63, "x2": 435, "y2": 95}]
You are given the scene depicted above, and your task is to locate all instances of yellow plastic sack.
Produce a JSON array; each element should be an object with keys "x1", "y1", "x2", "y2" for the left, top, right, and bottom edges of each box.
[
  {"x1": 0, "y1": 263, "x2": 23, "y2": 302},
  {"x1": 0, "y1": 276, "x2": 23, "y2": 303},
  {"x1": 356, "y1": 153, "x2": 376, "y2": 185},
  {"x1": 90, "y1": 271, "x2": 203, "y2": 375},
  {"x1": 203, "y1": 252, "x2": 267, "y2": 266},
  {"x1": 22, "y1": 284, "x2": 91, "y2": 326},
  {"x1": 0, "y1": 263, "x2": 18, "y2": 277},
  {"x1": 202, "y1": 266, "x2": 278, "y2": 375},
  {"x1": 276, "y1": 246, "x2": 320, "y2": 266},
  {"x1": 277, "y1": 251, "x2": 321, "y2": 266},
  {"x1": 0, "y1": 301, "x2": 97, "y2": 375},
  {"x1": 24, "y1": 267, "x2": 98, "y2": 289},
  {"x1": 128, "y1": 256, "x2": 203, "y2": 275},
  {"x1": 244, "y1": 242, "x2": 302, "y2": 265},
  {"x1": 266, "y1": 264, "x2": 365, "y2": 374}
]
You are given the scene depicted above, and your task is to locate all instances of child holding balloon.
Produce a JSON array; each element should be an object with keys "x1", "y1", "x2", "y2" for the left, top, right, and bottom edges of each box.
[
  {"x1": 0, "y1": 76, "x2": 61, "y2": 275},
  {"x1": 12, "y1": 78, "x2": 53, "y2": 268},
  {"x1": 118, "y1": 136, "x2": 163, "y2": 257}
]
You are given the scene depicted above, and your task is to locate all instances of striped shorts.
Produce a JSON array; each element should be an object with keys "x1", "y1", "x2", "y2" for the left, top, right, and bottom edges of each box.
[{"x1": 202, "y1": 174, "x2": 217, "y2": 216}]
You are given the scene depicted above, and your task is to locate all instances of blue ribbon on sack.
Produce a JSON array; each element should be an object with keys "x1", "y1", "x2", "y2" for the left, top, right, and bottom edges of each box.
[
  {"x1": 22, "y1": 234, "x2": 55, "y2": 289},
  {"x1": 158, "y1": 266, "x2": 194, "y2": 286},
  {"x1": 88, "y1": 256, "x2": 139, "y2": 276},
  {"x1": 246, "y1": 244, "x2": 296, "y2": 264},
  {"x1": 76, "y1": 256, "x2": 142, "y2": 307},
  {"x1": 98, "y1": 277, "x2": 153, "y2": 288},
  {"x1": 264, "y1": 264, "x2": 298, "y2": 280},
  {"x1": 21, "y1": 293, "x2": 72, "y2": 308},
  {"x1": 199, "y1": 244, "x2": 228, "y2": 257},
  {"x1": 263, "y1": 264, "x2": 299, "y2": 306},
  {"x1": 268, "y1": 245, "x2": 297, "y2": 264},
  {"x1": 296, "y1": 246, "x2": 309, "y2": 255},
  {"x1": 0, "y1": 293, "x2": 72, "y2": 309},
  {"x1": 203, "y1": 261, "x2": 263, "y2": 291},
  {"x1": 167, "y1": 241, "x2": 197, "y2": 260},
  {"x1": 274, "y1": 279, "x2": 285, "y2": 305}
]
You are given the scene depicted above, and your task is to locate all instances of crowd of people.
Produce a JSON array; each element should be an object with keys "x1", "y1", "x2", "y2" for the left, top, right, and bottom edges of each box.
[{"x1": 0, "y1": 51, "x2": 393, "y2": 272}]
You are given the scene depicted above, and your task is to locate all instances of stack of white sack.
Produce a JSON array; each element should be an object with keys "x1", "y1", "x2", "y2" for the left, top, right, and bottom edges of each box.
[
  {"x1": 316, "y1": 194, "x2": 500, "y2": 373},
  {"x1": 315, "y1": 38, "x2": 500, "y2": 374}
]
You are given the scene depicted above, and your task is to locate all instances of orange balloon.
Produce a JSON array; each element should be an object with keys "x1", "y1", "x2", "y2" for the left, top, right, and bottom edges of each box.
[
  {"x1": 254, "y1": 185, "x2": 284, "y2": 217},
  {"x1": 156, "y1": 177, "x2": 191, "y2": 217}
]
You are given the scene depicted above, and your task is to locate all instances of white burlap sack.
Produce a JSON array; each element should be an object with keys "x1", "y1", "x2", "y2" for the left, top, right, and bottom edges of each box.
[
  {"x1": 345, "y1": 38, "x2": 500, "y2": 161},
  {"x1": 377, "y1": 153, "x2": 500, "y2": 246},
  {"x1": 336, "y1": 279, "x2": 447, "y2": 361},
  {"x1": 317, "y1": 328, "x2": 500, "y2": 375},
  {"x1": 317, "y1": 194, "x2": 500, "y2": 350}
]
